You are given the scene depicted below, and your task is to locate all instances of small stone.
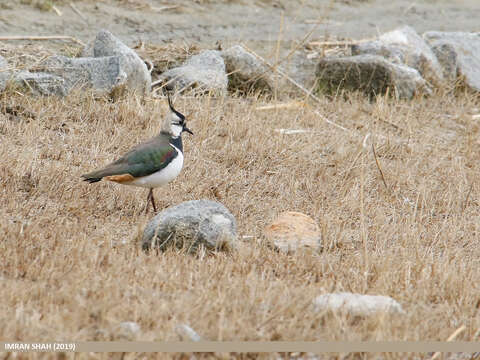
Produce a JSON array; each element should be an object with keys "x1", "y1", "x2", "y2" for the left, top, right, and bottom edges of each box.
[
  {"x1": 175, "y1": 324, "x2": 202, "y2": 341},
  {"x1": 264, "y1": 211, "x2": 321, "y2": 253},
  {"x1": 158, "y1": 50, "x2": 228, "y2": 96},
  {"x1": 115, "y1": 321, "x2": 141, "y2": 340},
  {"x1": 313, "y1": 292, "x2": 405, "y2": 316},
  {"x1": 142, "y1": 200, "x2": 237, "y2": 253}
]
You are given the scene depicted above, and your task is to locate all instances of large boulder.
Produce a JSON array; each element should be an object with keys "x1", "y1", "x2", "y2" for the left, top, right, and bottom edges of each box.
[
  {"x1": 424, "y1": 31, "x2": 480, "y2": 91},
  {"x1": 313, "y1": 292, "x2": 405, "y2": 317},
  {"x1": 352, "y1": 25, "x2": 444, "y2": 86},
  {"x1": 31, "y1": 55, "x2": 138, "y2": 96},
  {"x1": 88, "y1": 29, "x2": 151, "y2": 95},
  {"x1": 142, "y1": 200, "x2": 237, "y2": 253},
  {"x1": 281, "y1": 49, "x2": 318, "y2": 94},
  {"x1": 10, "y1": 30, "x2": 151, "y2": 97},
  {"x1": 157, "y1": 50, "x2": 228, "y2": 96},
  {"x1": 221, "y1": 45, "x2": 272, "y2": 94},
  {"x1": 316, "y1": 54, "x2": 431, "y2": 99}
]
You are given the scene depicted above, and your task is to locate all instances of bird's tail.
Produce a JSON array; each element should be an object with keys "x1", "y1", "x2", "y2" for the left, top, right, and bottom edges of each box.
[
  {"x1": 81, "y1": 169, "x2": 105, "y2": 183},
  {"x1": 81, "y1": 164, "x2": 128, "y2": 183},
  {"x1": 82, "y1": 176, "x2": 102, "y2": 183}
]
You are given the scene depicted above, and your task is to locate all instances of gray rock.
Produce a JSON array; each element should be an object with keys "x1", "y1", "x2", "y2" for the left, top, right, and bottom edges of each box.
[
  {"x1": 14, "y1": 71, "x2": 67, "y2": 96},
  {"x1": 352, "y1": 25, "x2": 444, "y2": 86},
  {"x1": 313, "y1": 292, "x2": 405, "y2": 316},
  {"x1": 90, "y1": 29, "x2": 151, "y2": 95},
  {"x1": 34, "y1": 55, "x2": 135, "y2": 96},
  {"x1": 281, "y1": 49, "x2": 318, "y2": 94},
  {"x1": 158, "y1": 50, "x2": 228, "y2": 95},
  {"x1": 142, "y1": 200, "x2": 237, "y2": 253},
  {"x1": 175, "y1": 324, "x2": 202, "y2": 341},
  {"x1": 10, "y1": 30, "x2": 150, "y2": 97},
  {"x1": 424, "y1": 31, "x2": 480, "y2": 91},
  {"x1": 221, "y1": 45, "x2": 272, "y2": 94},
  {"x1": 0, "y1": 56, "x2": 10, "y2": 91},
  {"x1": 316, "y1": 54, "x2": 431, "y2": 99}
]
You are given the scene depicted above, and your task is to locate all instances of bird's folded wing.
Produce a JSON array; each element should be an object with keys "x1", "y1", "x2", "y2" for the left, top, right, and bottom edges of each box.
[{"x1": 83, "y1": 137, "x2": 177, "y2": 180}]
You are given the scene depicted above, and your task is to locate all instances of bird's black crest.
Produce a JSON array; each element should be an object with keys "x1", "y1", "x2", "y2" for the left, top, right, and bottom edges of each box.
[{"x1": 167, "y1": 93, "x2": 185, "y2": 122}]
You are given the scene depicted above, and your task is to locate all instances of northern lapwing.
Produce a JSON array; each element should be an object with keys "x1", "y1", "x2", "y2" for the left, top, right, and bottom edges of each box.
[{"x1": 81, "y1": 95, "x2": 193, "y2": 213}]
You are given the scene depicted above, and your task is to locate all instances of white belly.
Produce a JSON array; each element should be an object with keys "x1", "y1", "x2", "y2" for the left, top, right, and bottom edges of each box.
[{"x1": 128, "y1": 149, "x2": 184, "y2": 188}]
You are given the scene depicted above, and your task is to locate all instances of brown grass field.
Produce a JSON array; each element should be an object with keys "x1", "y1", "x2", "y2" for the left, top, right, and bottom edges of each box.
[{"x1": 2, "y1": 50, "x2": 480, "y2": 358}]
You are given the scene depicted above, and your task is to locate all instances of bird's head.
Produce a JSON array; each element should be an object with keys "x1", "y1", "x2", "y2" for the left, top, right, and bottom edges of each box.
[{"x1": 166, "y1": 94, "x2": 193, "y2": 137}]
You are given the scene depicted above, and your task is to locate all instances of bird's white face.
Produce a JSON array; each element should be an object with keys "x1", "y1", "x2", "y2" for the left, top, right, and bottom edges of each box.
[{"x1": 170, "y1": 112, "x2": 184, "y2": 137}]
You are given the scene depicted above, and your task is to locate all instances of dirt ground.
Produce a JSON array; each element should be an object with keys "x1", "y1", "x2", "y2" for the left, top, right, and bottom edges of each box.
[{"x1": 1, "y1": 0, "x2": 480, "y2": 56}]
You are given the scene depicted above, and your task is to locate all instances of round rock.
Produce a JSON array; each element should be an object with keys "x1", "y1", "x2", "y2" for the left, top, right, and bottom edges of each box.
[
  {"x1": 264, "y1": 211, "x2": 321, "y2": 253},
  {"x1": 142, "y1": 200, "x2": 237, "y2": 253},
  {"x1": 313, "y1": 292, "x2": 405, "y2": 316}
]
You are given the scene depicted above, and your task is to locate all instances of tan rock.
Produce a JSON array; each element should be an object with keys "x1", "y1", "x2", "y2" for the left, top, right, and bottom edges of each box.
[{"x1": 264, "y1": 211, "x2": 321, "y2": 253}]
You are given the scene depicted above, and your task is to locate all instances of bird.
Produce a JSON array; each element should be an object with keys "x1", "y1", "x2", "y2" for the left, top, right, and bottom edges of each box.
[{"x1": 81, "y1": 95, "x2": 193, "y2": 213}]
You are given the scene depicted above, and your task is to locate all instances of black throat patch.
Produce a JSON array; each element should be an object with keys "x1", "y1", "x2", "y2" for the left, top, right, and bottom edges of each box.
[{"x1": 170, "y1": 135, "x2": 183, "y2": 153}]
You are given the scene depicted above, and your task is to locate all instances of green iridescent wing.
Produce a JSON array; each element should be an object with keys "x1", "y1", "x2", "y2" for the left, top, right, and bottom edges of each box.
[{"x1": 82, "y1": 135, "x2": 177, "y2": 182}]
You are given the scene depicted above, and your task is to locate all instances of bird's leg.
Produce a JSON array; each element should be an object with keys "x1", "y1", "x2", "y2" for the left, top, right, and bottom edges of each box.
[
  {"x1": 149, "y1": 188, "x2": 157, "y2": 213},
  {"x1": 145, "y1": 188, "x2": 153, "y2": 214}
]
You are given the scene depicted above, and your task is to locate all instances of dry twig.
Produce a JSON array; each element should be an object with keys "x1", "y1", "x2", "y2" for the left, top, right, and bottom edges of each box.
[
  {"x1": 68, "y1": 2, "x2": 88, "y2": 24},
  {"x1": 0, "y1": 35, "x2": 85, "y2": 46},
  {"x1": 308, "y1": 38, "x2": 375, "y2": 47},
  {"x1": 372, "y1": 142, "x2": 389, "y2": 191}
]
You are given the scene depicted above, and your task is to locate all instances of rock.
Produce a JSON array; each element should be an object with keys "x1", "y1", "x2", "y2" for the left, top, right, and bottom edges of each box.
[
  {"x1": 14, "y1": 71, "x2": 67, "y2": 96},
  {"x1": 10, "y1": 30, "x2": 150, "y2": 97},
  {"x1": 281, "y1": 49, "x2": 318, "y2": 94},
  {"x1": 316, "y1": 54, "x2": 431, "y2": 99},
  {"x1": 221, "y1": 45, "x2": 272, "y2": 94},
  {"x1": 115, "y1": 321, "x2": 141, "y2": 340},
  {"x1": 158, "y1": 50, "x2": 228, "y2": 95},
  {"x1": 313, "y1": 292, "x2": 405, "y2": 316},
  {"x1": 424, "y1": 31, "x2": 480, "y2": 91},
  {"x1": 142, "y1": 200, "x2": 237, "y2": 253},
  {"x1": 0, "y1": 56, "x2": 10, "y2": 91},
  {"x1": 264, "y1": 211, "x2": 321, "y2": 253},
  {"x1": 32, "y1": 55, "x2": 133, "y2": 96},
  {"x1": 90, "y1": 29, "x2": 151, "y2": 95},
  {"x1": 352, "y1": 25, "x2": 444, "y2": 86},
  {"x1": 221, "y1": 46, "x2": 316, "y2": 96},
  {"x1": 175, "y1": 324, "x2": 202, "y2": 341}
]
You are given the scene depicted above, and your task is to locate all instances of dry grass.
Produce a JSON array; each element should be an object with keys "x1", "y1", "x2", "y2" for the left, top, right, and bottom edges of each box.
[{"x1": 1, "y1": 75, "x2": 480, "y2": 359}]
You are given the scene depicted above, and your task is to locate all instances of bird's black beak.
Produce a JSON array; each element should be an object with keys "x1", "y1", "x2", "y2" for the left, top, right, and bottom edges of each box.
[{"x1": 183, "y1": 125, "x2": 193, "y2": 135}]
